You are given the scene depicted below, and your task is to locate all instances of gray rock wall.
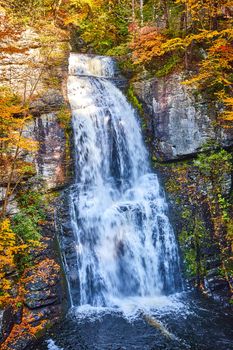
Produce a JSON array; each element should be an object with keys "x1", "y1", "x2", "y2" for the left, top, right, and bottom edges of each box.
[
  {"x1": 25, "y1": 113, "x2": 67, "y2": 190},
  {"x1": 0, "y1": 11, "x2": 70, "y2": 190},
  {"x1": 0, "y1": 12, "x2": 71, "y2": 349},
  {"x1": 132, "y1": 71, "x2": 233, "y2": 303},
  {"x1": 133, "y1": 74, "x2": 233, "y2": 161}
]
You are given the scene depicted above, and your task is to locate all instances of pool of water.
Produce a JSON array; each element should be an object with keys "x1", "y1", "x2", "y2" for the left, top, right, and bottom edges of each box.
[{"x1": 31, "y1": 292, "x2": 233, "y2": 350}]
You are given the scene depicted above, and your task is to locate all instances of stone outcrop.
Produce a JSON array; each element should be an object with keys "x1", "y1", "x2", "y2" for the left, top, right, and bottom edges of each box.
[
  {"x1": 24, "y1": 259, "x2": 60, "y2": 309},
  {"x1": 133, "y1": 74, "x2": 233, "y2": 161},
  {"x1": 26, "y1": 112, "x2": 67, "y2": 190},
  {"x1": 0, "y1": 10, "x2": 71, "y2": 190},
  {"x1": 132, "y1": 72, "x2": 233, "y2": 303},
  {"x1": 0, "y1": 11, "x2": 71, "y2": 350}
]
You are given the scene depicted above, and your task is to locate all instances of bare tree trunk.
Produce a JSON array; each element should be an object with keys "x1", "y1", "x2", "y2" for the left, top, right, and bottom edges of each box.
[
  {"x1": 1, "y1": 136, "x2": 21, "y2": 218},
  {"x1": 211, "y1": 0, "x2": 218, "y2": 30},
  {"x1": 160, "y1": 0, "x2": 169, "y2": 28},
  {"x1": 140, "y1": 0, "x2": 144, "y2": 26},
  {"x1": 180, "y1": 3, "x2": 187, "y2": 35},
  {"x1": 132, "y1": 0, "x2": 135, "y2": 22}
]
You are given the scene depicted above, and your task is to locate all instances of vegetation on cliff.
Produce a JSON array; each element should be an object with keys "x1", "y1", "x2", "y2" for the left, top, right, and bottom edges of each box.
[
  {"x1": 0, "y1": 0, "x2": 233, "y2": 336},
  {"x1": 161, "y1": 147, "x2": 233, "y2": 294},
  {"x1": 0, "y1": 3, "x2": 69, "y2": 345}
]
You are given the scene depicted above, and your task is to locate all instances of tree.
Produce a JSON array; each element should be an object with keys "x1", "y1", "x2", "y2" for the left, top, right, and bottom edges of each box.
[
  {"x1": 0, "y1": 88, "x2": 38, "y2": 218},
  {"x1": 129, "y1": 0, "x2": 233, "y2": 125},
  {"x1": 0, "y1": 219, "x2": 27, "y2": 305}
]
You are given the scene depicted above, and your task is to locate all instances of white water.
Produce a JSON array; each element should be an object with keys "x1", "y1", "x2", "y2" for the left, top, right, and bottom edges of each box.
[
  {"x1": 66, "y1": 53, "x2": 182, "y2": 312},
  {"x1": 46, "y1": 339, "x2": 63, "y2": 350}
]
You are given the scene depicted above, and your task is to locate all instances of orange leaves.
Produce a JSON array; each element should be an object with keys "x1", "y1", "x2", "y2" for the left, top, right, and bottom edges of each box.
[
  {"x1": 181, "y1": 31, "x2": 233, "y2": 125},
  {"x1": 220, "y1": 97, "x2": 233, "y2": 122},
  {"x1": 175, "y1": 0, "x2": 233, "y2": 25},
  {"x1": 0, "y1": 87, "x2": 38, "y2": 216},
  {"x1": 130, "y1": 26, "x2": 166, "y2": 64},
  {"x1": 0, "y1": 46, "x2": 28, "y2": 54},
  {"x1": 129, "y1": 10, "x2": 233, "y2": 126},
  {"x1": 130, "y1": 26, "x2": 221, "y2": 66}
]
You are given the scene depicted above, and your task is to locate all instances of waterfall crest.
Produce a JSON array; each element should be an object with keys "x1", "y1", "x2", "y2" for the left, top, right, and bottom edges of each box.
[{"x1": 66, "y1": 53, "x2": 182, "y2": 309}]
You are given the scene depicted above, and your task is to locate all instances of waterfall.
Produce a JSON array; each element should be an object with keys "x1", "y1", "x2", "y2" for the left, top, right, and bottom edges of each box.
[{"x1": 66, "y1": 53, "x2": 182, "y2": 310}]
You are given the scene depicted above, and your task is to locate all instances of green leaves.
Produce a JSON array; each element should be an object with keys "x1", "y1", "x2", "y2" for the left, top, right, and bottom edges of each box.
[
  {"x1": 194, "y1": 148, "x2": 232, "y2": 179},
  {"x1": 12, "y1": 213, "x2": 41, "y2": 242},
  {"x1": 12, "y1": 191, "x2": 47, "y2": 243}
]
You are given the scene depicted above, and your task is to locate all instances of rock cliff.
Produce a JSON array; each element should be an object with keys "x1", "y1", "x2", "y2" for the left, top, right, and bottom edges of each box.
[
  {"x1": 132, "y1": 72, "x2": 233, "y2": 303},
  {"x1": 133, "y1": 74, "x2": 233, "y2": 161},
  {"x1": 0, "y1": 11, "x2": 71, "y2": 350}
]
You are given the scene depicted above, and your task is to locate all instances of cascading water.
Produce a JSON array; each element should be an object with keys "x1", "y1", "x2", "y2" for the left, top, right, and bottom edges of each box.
[
  {"x1": 34, "y1": 54, "x2": 233, "y2": 350},
  {"x1": 66, "y1": 53, "x2": 182, "y2": 310}
]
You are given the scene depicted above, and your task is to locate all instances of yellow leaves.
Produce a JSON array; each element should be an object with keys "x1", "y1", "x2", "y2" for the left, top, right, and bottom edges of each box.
[
  {"x1": 224, "y1": 97, "x2": 233, "y2": 106},
  {"x1": 162, "y1": 37, "x2": 186, "y2": 52},
  {"x1": 175, "y1": 0, "x2": 233, "y2": 24},
  {"x1": 182, "y1": 71, "x2": 211, "y2": 86},
  {"x1": 0, "y1": 219, "x2": 16, "y2": 246},
  {"x1": 0, "y1": 87, "x2": 38, "y2": 209},
  {"x1": 220, "y1": 97, "x2": 233, "y2": 122},
  {"x1": 17, "y1": 137, "x2": 38, "y2": 152},
  {"x1": 15, "y1": 243, "x2": 28, "y2": 252},
  {"x1": 0, "y1": 219, "x2": 17, "y2": 297},
  {"x1": 131, "y1": 25, "x2": 233, "y2": 66},
  {"x1": 61, "y1": 0, "x2": 104, "y2": 25},
  {"x1": 0, "y1": 219, "x2": 31, "y2": 303}
]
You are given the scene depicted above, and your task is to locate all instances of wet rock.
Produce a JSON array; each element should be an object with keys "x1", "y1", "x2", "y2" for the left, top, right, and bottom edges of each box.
[
  {"x1": 62, "y1": 221, "x2": 73, "y2": 233},
  {"x1": 24, "y1": 259, "x2": 60, "y2": 292},
  {"x1": 0, "y1": 306, "x2": 14, "y2": 343},
  {"x1": 6, "y1": 333, "x2": 34, "y2": 350},
  {"x1": 23, "y1": 258, "x2": 62, "y2": 314},
  {"x1": 61, "y1": 222, "x2": 75, "y2": 241},
  {"x1": 14, "y1": 306, "x2": 23, "y2": 325},
  {"x1": 25, "y1": 290, "x2": 58, "y2": 309},
  {"x1": 26, "y1": 305, "x2": 62, "y2": 327},
  {"x1": 207, "y1": 278, "x2": 229, "y2": 292}
]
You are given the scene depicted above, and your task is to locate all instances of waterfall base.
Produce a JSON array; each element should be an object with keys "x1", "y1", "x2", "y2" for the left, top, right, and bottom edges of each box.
[{"x1": 30, "y1": 291, "x2": 233, "y2": 350}]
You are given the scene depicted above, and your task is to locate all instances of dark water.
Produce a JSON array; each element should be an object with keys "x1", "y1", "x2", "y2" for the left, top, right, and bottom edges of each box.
[{"x1": 31, "y1": 292, "x2": 233, "y2": 350}]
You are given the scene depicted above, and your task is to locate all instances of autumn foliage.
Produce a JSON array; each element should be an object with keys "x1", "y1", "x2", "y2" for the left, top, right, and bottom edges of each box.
[
  {"x1": 0, "y1": 219, "x2": 28, "y2": 305},
  {"x1": 0, "y1": 88, "x2": 38, "y2": 218},
  {"x1": 129, "y1": 1, "x2": 233, "y2": 124}
]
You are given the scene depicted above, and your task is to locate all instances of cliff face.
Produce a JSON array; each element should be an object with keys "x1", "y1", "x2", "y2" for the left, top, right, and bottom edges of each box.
[
  {"x1": 133, "y1": 74, "x2": 233, "y2": 161},
  {"x1": 133, "y1": 73, "x2": 233, "y2": 303},
  {"x1": 0, "y1": 12, "x2": 71, "y2": 349},
  {"x1": 0, "y1": 11, "x2": 71, "y2": 187}
]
